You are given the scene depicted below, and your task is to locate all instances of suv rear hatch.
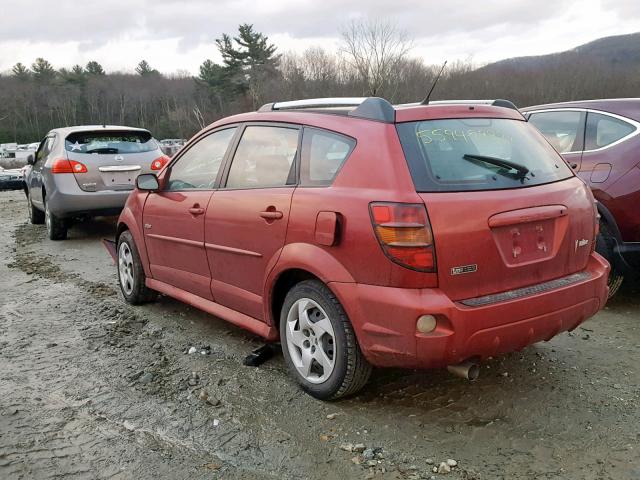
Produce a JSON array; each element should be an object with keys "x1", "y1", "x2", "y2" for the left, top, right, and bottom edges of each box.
[
  {"x1": 396, "y1": 116, "x2": 596, "y2": 301},
  {"x1": 64, "y1": 130, "x2": 161, "y2": 192}
]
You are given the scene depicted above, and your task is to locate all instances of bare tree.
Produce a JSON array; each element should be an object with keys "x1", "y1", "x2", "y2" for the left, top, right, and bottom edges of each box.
[{"x1": 339, "y1": 18, "x2": 413, "y2": 96}]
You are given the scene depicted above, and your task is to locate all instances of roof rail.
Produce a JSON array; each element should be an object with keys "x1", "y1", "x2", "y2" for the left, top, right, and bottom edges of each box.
[
  {"x1": 427, "y1": 99, "x2": 519, "y2": 111},
  {"x1": 257, "y1": 97, "x2": 395, "y2": 123}
]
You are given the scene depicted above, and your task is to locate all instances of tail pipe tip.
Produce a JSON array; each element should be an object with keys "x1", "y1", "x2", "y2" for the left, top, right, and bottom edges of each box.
[{"x1": 447, "y1": 361, "x2": 480, "y2": 381}]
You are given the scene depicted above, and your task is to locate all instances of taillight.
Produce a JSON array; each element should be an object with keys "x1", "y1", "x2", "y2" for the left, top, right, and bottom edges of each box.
[
  {"x1": 51, "y1": 159, "x2": 87, "y2": 174},
  {"x1": 151, "y1": 155, "x2": 169, "y2": 171},
  {"x1": 369, "y1": 202, "x2": 436, "y2": 272}
]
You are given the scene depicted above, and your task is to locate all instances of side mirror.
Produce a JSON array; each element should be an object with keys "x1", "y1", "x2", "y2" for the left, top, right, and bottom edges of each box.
[
  {"x1": 136, "y1": 173, "x2": 159, "y2": 191},
  {"x1": 27, "y1": 154, "x2": 35, "y2": 165}
]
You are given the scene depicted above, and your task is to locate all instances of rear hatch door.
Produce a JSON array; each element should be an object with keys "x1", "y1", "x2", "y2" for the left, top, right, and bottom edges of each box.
[
  {"x1": 64, "y1": 129, "x2": 160, "y2": 192},
  {"x1": 397, "y1": 116, "x2": 596, "y2": 301}
]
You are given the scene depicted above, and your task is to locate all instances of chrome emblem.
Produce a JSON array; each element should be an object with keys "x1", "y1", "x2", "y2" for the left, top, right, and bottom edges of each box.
[
  {"x1": 451, "y1": 264, "x2": 477, "y2": 276},
  {"x1": 114, "y1": 155, "x2": 124, "y2": 162},
  {"x1": 575, "y1": 239, "x2": 589, "y2": 251}
]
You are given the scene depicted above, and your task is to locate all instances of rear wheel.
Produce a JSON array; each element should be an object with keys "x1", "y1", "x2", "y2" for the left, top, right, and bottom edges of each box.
[
  {"x1": 117, "y1": 230, "x2": 157, "y2": 304},
  {"x1": 597, "y1": 220, "x2": 624, "y2": 298},
  {"x1": 44, "y1": 200, "x2": 67, "y2": 240},
  {"x1": 280, "y1": 280, "x2": 372, "y2": 400},
  {"x1": 27, "y1": 191, "x2": 44, "y2": 225}
]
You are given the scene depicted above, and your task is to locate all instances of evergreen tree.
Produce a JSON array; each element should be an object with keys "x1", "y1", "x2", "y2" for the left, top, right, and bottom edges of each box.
[
  {"x1": 31, "y1": 58, "x2": 56, "y2": 82},
  {"x1": 11, "y1": 62, "x2": 30, "y2": 80},
  {"x1": 85, "y1": 61, "x2": 105, "y2": 75},
  {"x1": 136, "y1": 60, "x2": 159, "y2": 76},
  {"x1": 212, "y1": 24, "x2": 280, "y2": 106}
]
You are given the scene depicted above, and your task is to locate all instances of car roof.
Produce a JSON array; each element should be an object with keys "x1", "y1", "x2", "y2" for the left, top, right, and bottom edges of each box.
[
  {"x1": 522, "y1": 98, "x2": 640, "y2": 122},
  {"x1": 49, "y1": 125, "x2": 151, "y2": 137},
  {"x1": 203, "y1": 98, "x2": 525, "y2": 132}
]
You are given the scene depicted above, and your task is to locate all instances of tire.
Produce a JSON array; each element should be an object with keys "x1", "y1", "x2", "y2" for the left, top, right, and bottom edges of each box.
[
  {"x1": 280, "y1": 280, "x2": 372, "y2": 400},
  {"x1": 596, "y1": 220, "x2": 624, "y2": 298},
  {"x1": 27, "y1": 191, "x2": 45, "y2": 225},
  {"x1": 117, "y1": 230, "x2": 157, "y2": 304},
  {"x1": 44, "y1": 199, "x2": 67, "y2": 240}
]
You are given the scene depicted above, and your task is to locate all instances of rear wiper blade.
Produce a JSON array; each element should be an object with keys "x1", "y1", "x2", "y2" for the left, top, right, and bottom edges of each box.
[{"x1": 462, "y1": 154, "x2": 529, "y2": 179}]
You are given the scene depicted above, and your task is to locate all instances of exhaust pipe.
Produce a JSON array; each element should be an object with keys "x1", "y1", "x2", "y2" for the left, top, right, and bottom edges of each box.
[{"x1": 447, "y1": 361, "x2": 480, "y2": 381}]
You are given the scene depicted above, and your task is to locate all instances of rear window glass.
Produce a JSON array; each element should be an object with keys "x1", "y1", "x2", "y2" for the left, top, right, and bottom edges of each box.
[
  {"x1": 65, "y1": 131, "x2": 155, "y2": 154},
  {"x1": 585, "y1": 112, "x2": 636, "y2": 150},
  {"x1": 300, "y1": 127, "x2": 355, "y2": 186},
  {"x1": 396, "y1": 118, "x2": 574, "y2": 192}
]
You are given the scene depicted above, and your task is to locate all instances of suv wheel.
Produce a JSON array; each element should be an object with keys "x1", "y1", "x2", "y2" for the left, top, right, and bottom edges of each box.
[
  {"x1": 280, "y1": 280, "x2": 372, "y2": 400},
  {"x1": 597, "y1": 220, "x2": 624, "y2": 298},
  {"x1": 27, "y1": 192, "x2": 44, "y2": 225},
  {"x1": 44, "y1": 200, "x2": 67, "y2": 240},
  {"x1": 117, "y1": 230, "x2": 157, "y2": 304}
]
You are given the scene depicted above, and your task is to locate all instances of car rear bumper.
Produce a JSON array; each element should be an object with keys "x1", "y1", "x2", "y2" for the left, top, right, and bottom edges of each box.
[
  {"x1": 330, "y1": 252, "x2": 609, "y2": 369},
  {"x1": 48, "y1": 175, "x2": 132, "y2": 218}
]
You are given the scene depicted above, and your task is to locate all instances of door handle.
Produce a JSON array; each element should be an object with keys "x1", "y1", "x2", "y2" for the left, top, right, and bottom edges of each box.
[
  {"x1": 188, "y1": 206, "x2": 205, "y2": 215},
  {"x1": 259, "y1": 210, "x2": 283, "y2": 220}
]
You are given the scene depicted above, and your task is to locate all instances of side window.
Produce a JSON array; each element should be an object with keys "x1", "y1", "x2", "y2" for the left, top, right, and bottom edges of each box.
[
  {"x1": 528, "y1": 111, "x2": 584, "y2": 153},
  {"x1": 167, "y1": 127, "x2": 236, "y2": 191},
  {"x1": 300, "y1": 127, "x2": 355, "y2": 186},
  {"x1": 226, "y1": 126, "x2": 298, "y2": 189},
  {"x1": 37, "y1": 135, "x2": 55, "y2": 161},
  {"x1": 585, "y1": 112, "x2": 635, "y2": 150}
]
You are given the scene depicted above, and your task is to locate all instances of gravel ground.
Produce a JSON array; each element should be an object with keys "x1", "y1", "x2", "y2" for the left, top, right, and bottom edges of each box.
[{"x1": 0, "y1": 189, "x2": 639, "y2": 480}]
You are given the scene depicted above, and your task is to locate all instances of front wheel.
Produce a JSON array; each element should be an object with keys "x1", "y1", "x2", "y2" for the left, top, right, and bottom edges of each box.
[
  {"x1": 117, "y1": 230, "x2": 157, "y2": 304},
  {"x1": 280, "y1": 280, "x2": 372, "y2": 400}
]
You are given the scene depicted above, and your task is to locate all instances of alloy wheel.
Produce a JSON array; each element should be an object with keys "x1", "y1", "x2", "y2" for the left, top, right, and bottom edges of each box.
[
  {"x1": 118, "y1": 242, "x2": 135, "y2": 296},
  {"x1": 44, "y1": 203, "x2": 51, "y2": 233},
  {"x1": 285, "y1": 298, "x2": 336, "y2": 384}
]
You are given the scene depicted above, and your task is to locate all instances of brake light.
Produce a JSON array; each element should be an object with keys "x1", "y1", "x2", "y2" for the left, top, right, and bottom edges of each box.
[
  {"x1": 151, "y1": 155, "x2": 169, "y2": 171},
  {"x1": 369, "y1": 202, "x2": 436, "y2": 272},
  {"x1": 51, "y1": 159, "x2": 87, "y2": 174}
]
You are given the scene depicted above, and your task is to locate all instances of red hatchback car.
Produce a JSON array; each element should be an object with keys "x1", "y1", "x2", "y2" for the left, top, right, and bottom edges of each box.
[{"x1": 116, "y1": 97, "x2": 609, "y2": 400}]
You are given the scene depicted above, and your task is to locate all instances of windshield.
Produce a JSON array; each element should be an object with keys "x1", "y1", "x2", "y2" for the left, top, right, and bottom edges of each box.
[
  {"x1": 65, "y1": 131, "x2": 155, "y2": 154},
  {"x1": 396, "y1": 118, "x2": 574, "y2": 192}
]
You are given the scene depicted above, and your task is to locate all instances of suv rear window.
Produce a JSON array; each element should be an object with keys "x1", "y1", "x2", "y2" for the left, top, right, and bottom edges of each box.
[
  {"x1": 396, "y1": 118, "x2": 574, "y2": 192},
  {"x1": 65, "y1": 131, "x2": 155, "y2": 154}
]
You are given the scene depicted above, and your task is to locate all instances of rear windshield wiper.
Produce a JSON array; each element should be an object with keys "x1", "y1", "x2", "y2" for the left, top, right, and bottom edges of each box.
[{"x1": 462, "y1": 154, "x2": 529, "y2": 179}]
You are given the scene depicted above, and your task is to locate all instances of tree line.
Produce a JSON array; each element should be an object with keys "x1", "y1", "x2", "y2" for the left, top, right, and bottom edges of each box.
[{"x1": 1, "y1": 20, "x2": 638, "y2": 144}]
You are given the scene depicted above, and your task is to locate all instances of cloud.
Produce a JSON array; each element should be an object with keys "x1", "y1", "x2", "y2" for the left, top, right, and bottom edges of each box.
[{"x1": 0, "y1": 0, "x2": 638, "y2": 73}]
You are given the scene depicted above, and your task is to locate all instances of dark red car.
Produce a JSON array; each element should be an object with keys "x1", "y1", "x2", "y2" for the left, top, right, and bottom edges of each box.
[
  {"x1": 523, "y1": 99, "x2": 640, "y2": 296},
  {"x1": 116, "y1": 97, "x2": 609, "y2": 400}
]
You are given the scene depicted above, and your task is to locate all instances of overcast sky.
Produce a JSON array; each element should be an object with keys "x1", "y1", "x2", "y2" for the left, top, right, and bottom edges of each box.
[{"x1": 1, "y1": 0, "x2": 639, "y2": 74}]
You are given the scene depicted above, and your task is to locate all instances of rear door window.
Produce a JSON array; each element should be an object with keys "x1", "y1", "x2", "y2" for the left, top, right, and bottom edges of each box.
[
  {"x1": 300, "y1": 127, "x2": 355, "y2": 186},
  {"x1": 585, "y1": 112, "x2": 636, "y2": 150},
  {"x1": 397, "y1": 118, "x2": 574, "y2": 192},
  {"x1": 528, "y1": 111, "x2": 585, "y2": 153},
  {"x1": 225, "y1": 125, "x2": 299, "y2": 189},
  {"x1": 167, "y1": 127, "x2": 237, "y2": 191},
  {"x1": 65, "y1": 131, "x2": 155, "y2": 154}
]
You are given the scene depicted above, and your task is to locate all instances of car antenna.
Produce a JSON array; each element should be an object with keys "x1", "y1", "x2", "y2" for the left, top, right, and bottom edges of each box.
[{"x1": 421, "y1": 60, "x2": 447, "y2": 105}]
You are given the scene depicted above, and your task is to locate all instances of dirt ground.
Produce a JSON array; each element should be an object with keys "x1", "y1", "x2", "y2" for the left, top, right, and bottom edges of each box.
[{"x1": 0, "y1": 189, "x2": 638, "y2": 480}]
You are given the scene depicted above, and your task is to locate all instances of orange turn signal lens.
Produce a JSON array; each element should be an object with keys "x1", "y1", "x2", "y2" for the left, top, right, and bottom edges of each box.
[{"x1": 369, "y1": 202, "x2": 436, "y2": 272}]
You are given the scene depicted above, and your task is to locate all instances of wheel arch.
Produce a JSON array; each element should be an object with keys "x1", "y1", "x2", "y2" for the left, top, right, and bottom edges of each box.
[{"x1": 265, "y1": 243, "x2": 355, "y2": 330}]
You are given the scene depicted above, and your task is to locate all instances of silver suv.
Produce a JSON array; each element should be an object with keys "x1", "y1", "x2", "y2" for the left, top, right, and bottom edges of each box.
[{"x1": 25, "y1": 125, "x2": 167, "y2": 240}]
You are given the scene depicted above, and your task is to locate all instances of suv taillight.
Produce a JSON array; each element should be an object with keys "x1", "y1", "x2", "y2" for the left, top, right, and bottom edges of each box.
[
  {"x1": 151, "y1": 155, "x2": 169, "y2": 171},
  {"x1": 369, "y1": 202, "x2": 436, "y2": 272},
  {"x1": 51, "y1": 158, "x2": 87, "y2": 174}
]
